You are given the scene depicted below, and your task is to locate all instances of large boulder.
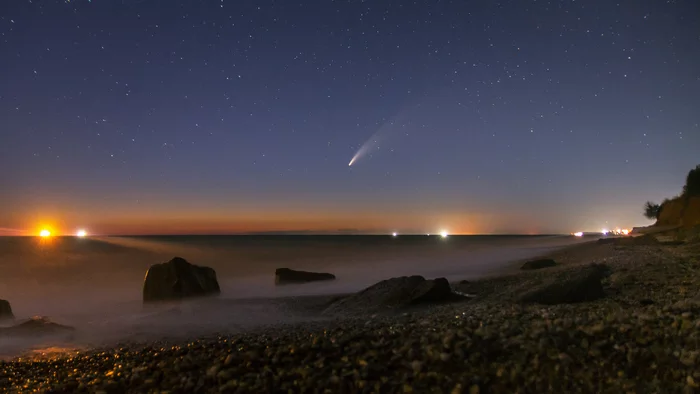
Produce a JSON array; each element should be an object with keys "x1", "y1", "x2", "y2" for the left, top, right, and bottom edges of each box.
[
  {"x1": 521, "y1": 259, "x2": 557, "y2": 270},
  {"x1": 0, "y1": 316, "x2": 74, "y2": 337},
  {"x1": 143, "y1": 257, "x2": 220, "y2": 303},
  {"x1": 275, "y1": 268, "x2": 336, "y2": 285},
  {"x1": 324, "y1": 276, "x2": 457, "y2": 315},
  {"x1": 518, "y1": 264, "x2": 609, "y2": 305},
  {"x1": 0, "y1": 299, "x2": 13, "y2": 320}
]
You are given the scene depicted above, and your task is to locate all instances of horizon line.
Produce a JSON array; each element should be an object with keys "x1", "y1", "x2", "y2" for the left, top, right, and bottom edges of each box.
[{"x1": 0, "y1": 232, "x2": 571, "y2": 237}]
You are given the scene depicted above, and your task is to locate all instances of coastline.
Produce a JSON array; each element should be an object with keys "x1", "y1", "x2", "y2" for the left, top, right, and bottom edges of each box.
[{"x1": 2, "y1": 235, "x2": 699, "y2": 392}]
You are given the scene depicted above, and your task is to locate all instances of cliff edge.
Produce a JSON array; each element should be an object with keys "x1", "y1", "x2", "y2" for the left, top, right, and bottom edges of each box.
[{"x1": 657, "y1": 196, "x2": 700, "y2": 228}]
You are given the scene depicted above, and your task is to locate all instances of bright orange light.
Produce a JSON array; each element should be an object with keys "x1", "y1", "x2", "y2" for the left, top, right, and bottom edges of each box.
[
  {"x1": 39, "y1": 229, "x2": 51, "y2": 237},
  {"x1": 621, "y1": 229, "x2": 629, "y2": 235}
]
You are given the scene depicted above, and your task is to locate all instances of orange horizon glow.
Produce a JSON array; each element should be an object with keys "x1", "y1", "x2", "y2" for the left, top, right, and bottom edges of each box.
[
  {"x1": 11, "y1": 211, "x2": 484, "y2": 236},
  {"x1": 3, "y1": 224, "x2": 628, "y2": 236},
  {"x1": 2, "y1": 209, "x2": 639, "y2": 236}
]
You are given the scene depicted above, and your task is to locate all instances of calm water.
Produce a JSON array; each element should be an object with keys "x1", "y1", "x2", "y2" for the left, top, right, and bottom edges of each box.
[{"x1": 0, "y1": 234, "x2": 589, "y2": 357}]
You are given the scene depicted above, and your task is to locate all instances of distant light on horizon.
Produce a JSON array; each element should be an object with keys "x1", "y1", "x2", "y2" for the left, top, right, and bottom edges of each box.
[
  {"x1": 601, "y1": 229, "x2": 609, "y2": 235},
  {"x1": 39, "y1": 229, "x2": 51, "y2": 237},
  {"x1": 392, "y1": 232, "x2": 397, "y2": 237},
  {"x1": 440, "y1": 230, "x2": 449, "y2": 238},
  {"x1": 606, "y1": 228, "x2": 631, "y2": 236},
  {"x1": 76, "y1": 229, "x2": 87, "y2": 237},
  {"x1": 573, "y1": 231, "x2": 584, "y2": 237}
]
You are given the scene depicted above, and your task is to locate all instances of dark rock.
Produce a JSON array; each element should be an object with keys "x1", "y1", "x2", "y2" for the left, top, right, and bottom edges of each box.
[
  {"x1": 274, "y1": 268, "x2": 336, "y2": 285},
  {"x1": 0, "y1": 299, "x2": 13, "y2": 320},
  {"x1": 0, "y1": 316, "x2": 74, "y2": 337},
  {"x1": 597, "y1": 237, "x2": 617, "y2": 244},
  {"x1": 640, "y1": 299, "x2": 655, "y2": 306},
  {"x1": 324, "y1": 276, "x2": 459, "y2": 314},
  {"x1": 521, "y1": 259, "x2": 557, "y2": 270},
  {"x1": 459, "y1": 280, "x2": 470, "y2": 284},
  {"x1": 143, "y1": 257, "x2": 220, "y2": 303},
  {"x1": 410, "y1": 277, "x2": 453, "y2": 304},
  {"x1": 519, "y1": 264, "x2": 610, "y2": 305}
]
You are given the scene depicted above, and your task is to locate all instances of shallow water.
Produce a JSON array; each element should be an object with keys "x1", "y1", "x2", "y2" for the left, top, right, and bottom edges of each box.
[{"x1": 0, "y1": 234, "x2": 589, "y2": 357}]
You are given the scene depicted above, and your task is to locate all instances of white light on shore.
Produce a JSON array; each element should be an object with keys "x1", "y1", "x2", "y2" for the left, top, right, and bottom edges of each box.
[
  {"x1": 573, "y1": 231, "x2": 584, "y2": 237},
  {"x1": 392, "y1": 232, "x2": 397, "y2": 237},
  {"x1": 601, "y1": 229, "x2": 609, "y2": 235},
  {"x1": 440, "y1": 230, "x2": 449, "y2": 238},
  {"x1": 76, "y1": 229, "x2": 87, "y2": 237}
]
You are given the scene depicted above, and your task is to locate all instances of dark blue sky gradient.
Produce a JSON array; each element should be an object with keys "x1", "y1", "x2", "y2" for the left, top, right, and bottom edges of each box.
[{"x1": 1, "y1": 0, "x2": 699, "y2": 235}]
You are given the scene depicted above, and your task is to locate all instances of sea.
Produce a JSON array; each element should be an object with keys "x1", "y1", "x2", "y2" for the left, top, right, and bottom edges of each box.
[{"x1": 0, "y1": 234, "x2": 590, "y2": 358}]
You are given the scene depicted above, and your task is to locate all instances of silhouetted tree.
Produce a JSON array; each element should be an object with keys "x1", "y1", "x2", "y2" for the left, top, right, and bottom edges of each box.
[
  {"x1": 644, "y1": 201, "x2": 661, "y2": 220},
  {"x1": 684, "y1": 165, "x2": 700, "y2": 197}
]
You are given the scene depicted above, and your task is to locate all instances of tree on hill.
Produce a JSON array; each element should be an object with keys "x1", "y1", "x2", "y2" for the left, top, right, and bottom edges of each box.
[
  {"x1": 684, "y1": 164, "x2": 700, "y2": 197},
  {"x1": 643, "y1": 201, "x2": 661, "y2": 220}
]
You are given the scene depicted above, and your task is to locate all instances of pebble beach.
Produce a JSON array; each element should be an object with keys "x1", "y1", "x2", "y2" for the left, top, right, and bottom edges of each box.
[{"x1": 2, "y1": 236, "x2": 700, "y2": 393}]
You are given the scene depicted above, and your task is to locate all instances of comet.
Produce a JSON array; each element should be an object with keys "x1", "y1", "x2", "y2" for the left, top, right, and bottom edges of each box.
[
  {"x1": 347, "y1": 109, "x2": 410, "y2": 167},
  {"x1": 348, "y1": 146, "x2": 368, "y2": 166}
]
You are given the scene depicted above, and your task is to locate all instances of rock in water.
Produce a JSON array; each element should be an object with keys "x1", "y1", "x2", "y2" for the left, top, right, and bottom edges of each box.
[
  {"x1": 519, "y1": 264, "x2": 609, "y2": 305},
  {"x1": 324, "y1": 276, "x2": 457, "y2": 315},
  {"x1": 0, "y1": 316, "x2": 74, "y2": 337},
  {"x1": 521, "y1": 259, "x2": 557, "y2": 270},
  {"x1": 274, "y1": 268, "x2": 336, "y2": 285},
  {"x1": 410, "y1": 277, "x2": 453, "y2": 304},
  {"x1": 143, "y1": 257, "x2": 220, "y2": 303},
  {"x1": 0, "y1": 299, "x2": 13, "y2": 320}
]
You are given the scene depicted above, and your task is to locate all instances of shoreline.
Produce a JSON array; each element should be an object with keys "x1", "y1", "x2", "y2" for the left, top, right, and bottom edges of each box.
[{"x1": 3, "y1": 235, "x2": 699, "y2": 391}]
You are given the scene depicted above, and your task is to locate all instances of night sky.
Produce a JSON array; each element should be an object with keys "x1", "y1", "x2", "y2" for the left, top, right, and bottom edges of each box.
[{"x1": 1, "y1": 0, "x2": 699, "y2": 236}]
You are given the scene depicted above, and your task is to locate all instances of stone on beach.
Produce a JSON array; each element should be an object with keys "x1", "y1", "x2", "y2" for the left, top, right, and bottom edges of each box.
[
  {"x1": 143, "y1": 257, "x2": 220, "y2": 303},
  {"x1": 519, "y1": 263, "x2": 609, "y2": 305},
  {"x1": 0, "y1": 316, "x2": 74, "y2": 337},
  {"x1": 324, "y1": 275, "x2": 457, "y2": 314},
  {"x1": 274, "y1": 268, "x2": 336, "y2": 285},
  {"x1": 520, "y1": 258, "x2": 557, "y2": 270},
  {"x1": 0, "y1": 299, "x2": 13, "y2": 320}
]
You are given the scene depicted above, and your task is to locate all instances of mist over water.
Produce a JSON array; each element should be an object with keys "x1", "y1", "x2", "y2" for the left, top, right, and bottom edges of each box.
[{"x1": 0, "y1": 235, "x2": 588, "y2": 358}]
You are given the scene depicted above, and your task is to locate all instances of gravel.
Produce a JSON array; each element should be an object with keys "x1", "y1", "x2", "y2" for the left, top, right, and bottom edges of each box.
[{"x1": 1, "y1": 240, "x2": 699, "y2": 393}]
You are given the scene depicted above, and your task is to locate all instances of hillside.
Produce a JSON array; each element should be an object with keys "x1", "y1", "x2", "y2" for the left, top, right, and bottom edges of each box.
[{"x1": 657, "y1": 196, "x2": 700, "y2": 228}]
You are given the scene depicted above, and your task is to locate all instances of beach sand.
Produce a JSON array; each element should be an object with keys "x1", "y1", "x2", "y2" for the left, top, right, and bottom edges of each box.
[{"x1": 2, "y1": 236, "x2": 700, "y2": 392}]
